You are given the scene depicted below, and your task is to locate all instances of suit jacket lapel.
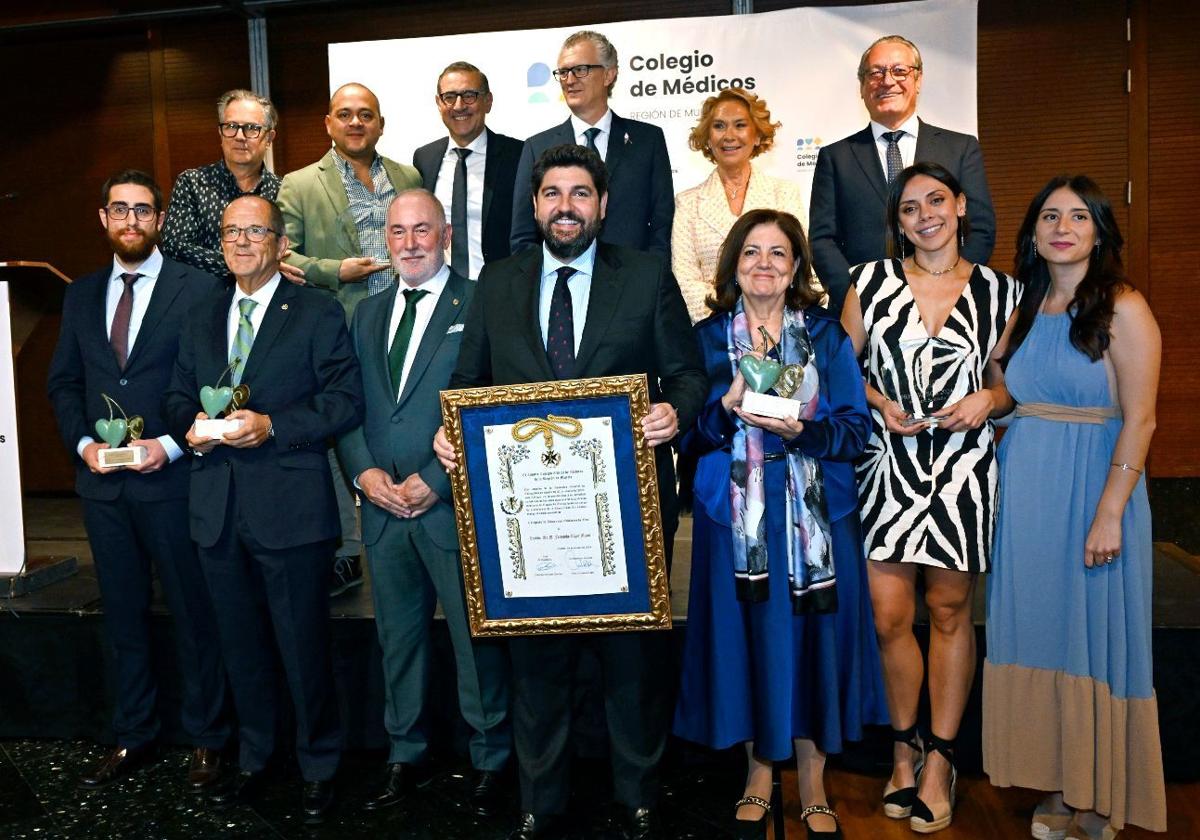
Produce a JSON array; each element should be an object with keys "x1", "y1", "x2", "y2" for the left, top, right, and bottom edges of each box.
[
  {"x1": 124, "y1": 263, "x2": 184, "y2": 371},
  {"x1": 575, "y1": 246, "x2": 623, "y2": 374},
  {"x1": 318, "y1": 150, "x2": 355, "y2": 252},
  {"x1": 850, "y1": 126, "x2": 888, "y2": 203},
  {"x1": 913, "y1": 118, "x2": 939, "y2": 162},
  {"x1": 604, "y1": 113, "x2": 626, "y2": 178},
  {"x1": 208, "y1": 286, "x2": 234, "y2": 381},
  {"x1": 514, "y1": 249, "x2": 555, "y2": 381},
  {"x1": 397, "y1": 272, "x2": 468, "y2": 408},
  {"x1": 238, "y1": 281, "x2": 293, "y2": 386},
  {"x1": 89, "y1": 274, "x2": 123, "y2": 377},
  {"x1": 697, "y1": 168, "x2": 733, "y2": 239},
  {"x1": 481, "y1": 129, "x2": 497, "y2": 231},
  {"x1": 365, "y1": 284, "x2": 398, "y2": 401}
]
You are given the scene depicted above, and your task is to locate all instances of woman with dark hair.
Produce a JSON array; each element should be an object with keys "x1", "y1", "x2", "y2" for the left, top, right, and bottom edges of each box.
[
  {"x1": 983, "y1": 176, "x2": 1165, "y2": 840},
  {"x1": 840, "y1": 161, "x2": 1020, "y2": 833},
  {"x1": 675, "y1": 209, "x2": 887, "y2": 839},
  {"x1": 672, "y1": 88, "x2": 806, "y2": 323}
]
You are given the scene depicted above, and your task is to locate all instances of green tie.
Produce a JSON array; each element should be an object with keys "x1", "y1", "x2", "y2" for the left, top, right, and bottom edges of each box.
[
  {"x1": 388, "y1": 288, "x2": 430, "y2": 398},
  {"x1": 231, "y1": 298, "x2": 257, "y2": 385}
]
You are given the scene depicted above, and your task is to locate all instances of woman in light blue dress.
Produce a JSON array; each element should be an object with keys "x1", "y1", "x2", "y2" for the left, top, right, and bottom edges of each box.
[{"x1": 983, "y1": 175, "x2": 1166, "y2": 840}]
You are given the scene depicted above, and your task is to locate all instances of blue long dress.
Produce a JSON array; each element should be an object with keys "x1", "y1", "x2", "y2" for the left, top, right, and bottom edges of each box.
[
  {"x1": 673, "y1": 307, "x2": 889, "y2": 760},
  {"x1": 983, "y1": 312, "x2": 1166, "y2": 831}
]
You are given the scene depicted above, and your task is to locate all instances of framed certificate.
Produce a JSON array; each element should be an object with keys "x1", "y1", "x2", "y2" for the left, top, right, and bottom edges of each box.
[{"x1": 440, "y1": 374, "x2": 671, "y2": 637}]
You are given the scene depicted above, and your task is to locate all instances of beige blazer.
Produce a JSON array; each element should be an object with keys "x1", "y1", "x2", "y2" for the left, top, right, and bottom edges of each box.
[{"x1": 671, "y1": 164, "x2": 806, "y2": 323}]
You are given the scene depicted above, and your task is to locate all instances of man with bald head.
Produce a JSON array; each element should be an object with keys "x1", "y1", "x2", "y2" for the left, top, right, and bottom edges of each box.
[
  {"x1": 278, "y1": 82, "x2": 423, "y2": 594},
  {"x1": 164, "y1": 194, "x2": 364, "y2": 823},
  {"x1": 808, "y1": 34, "x2": 995, "y2": 312},
  {"x1": 337, "y1": 188, "x2": 510, "y2": 816}
]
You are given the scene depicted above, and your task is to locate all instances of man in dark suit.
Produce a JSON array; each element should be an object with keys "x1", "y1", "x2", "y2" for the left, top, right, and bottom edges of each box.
[
  {"x1": 436, "y1": 145, "x2": 705, "y2": 840},
  {"x1": 164, "y1": 195, "x2": 363, "y2": 824},
  {"x1": 412, "y1": 61, "x2": 523, "y2": 280},
  {"x1": 337, "y1": 189, "x2": 511, "y2": 816},
  {"x1": 48, "y1": 169, "x2": 228, "y2": 791},
  {"x1": 509, "y1": 30, "x2": 674, "y2": 259},
  {"x1": 809, "y1": 34, "x2": 996, "y2": 313}
]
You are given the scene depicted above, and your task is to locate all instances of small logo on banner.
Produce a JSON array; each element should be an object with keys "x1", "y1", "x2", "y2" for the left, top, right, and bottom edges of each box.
[
  {"x1": 527, "y1": 63, "x2": 556, "y2": 104},
  {"x1": 795, "y1": 136, "x2": 824, "y2": 171}
]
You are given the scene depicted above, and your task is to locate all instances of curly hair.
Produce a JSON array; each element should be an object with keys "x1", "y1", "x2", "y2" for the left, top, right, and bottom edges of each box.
[
  {"x1": 707, "y1": 209, "x2": 822, "y2": 316},
  {"x1": 1006, "y1": 174, "x2": 1128, "y2": 364},
  {"x1": 688, "y1": 88, "x2": 780, "y2": 164}
]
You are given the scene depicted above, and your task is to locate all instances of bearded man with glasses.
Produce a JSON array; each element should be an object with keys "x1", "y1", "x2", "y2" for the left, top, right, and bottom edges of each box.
[
  {"x1": 162, "y1": 89, "x2": 281, "y2": 280},
  {"x1": 808, "y1": 34, "x2": 996, "y2": 314}
]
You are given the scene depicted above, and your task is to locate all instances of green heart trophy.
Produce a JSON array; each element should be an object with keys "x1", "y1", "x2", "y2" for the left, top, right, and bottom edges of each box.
[
  {"x1": 739, "y1": 326, "x2": 805, "y2": 421},
  {"x1": 193, "y1": 358, "x2": 251, "y2": 440},
  {"x1": 95, "y1": 393, "x2": 147, "y2": 468}
]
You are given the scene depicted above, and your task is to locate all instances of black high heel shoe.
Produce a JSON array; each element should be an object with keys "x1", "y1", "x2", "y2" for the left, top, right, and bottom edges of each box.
[
  {"x1": 881, "y1": 724, "x2": 924, "y2": 819},
  {"x1": 732, "y1": 795, "x2": 770, "y2": 840},
  {"x1": 910, "y1": 732, "x2": 957, "y2": 833}
]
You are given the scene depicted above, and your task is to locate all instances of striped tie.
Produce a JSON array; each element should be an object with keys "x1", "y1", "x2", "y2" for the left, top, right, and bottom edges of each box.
[{"x1": 231, "y1": 297, "x2": 257, "y2": 385}]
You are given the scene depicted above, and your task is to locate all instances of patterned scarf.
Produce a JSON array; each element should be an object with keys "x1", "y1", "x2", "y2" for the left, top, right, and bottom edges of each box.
[{"x1": 728, "y1": 302, "x2": 837, "y2": 614}]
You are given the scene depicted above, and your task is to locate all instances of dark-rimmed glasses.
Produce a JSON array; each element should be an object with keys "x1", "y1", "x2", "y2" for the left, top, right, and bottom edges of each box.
[
  {"x1": 220, "y1": 224, "x2": 279, "y2": 243},
  {"x1": 864, "y1": 65, "x2": 920, "y2": 84},
  {"x1": 438, "y1": 90, "x2": 483, "y2": 106},
  {"x1": 552, "y1": 64, "x2": 605, "y2": 81},
  {"x1": 104, "y1": 203, "x2": 157, "y2": 221},
  {"x1": 219, "y1": 121, "x2": 267, "y2": 139}
]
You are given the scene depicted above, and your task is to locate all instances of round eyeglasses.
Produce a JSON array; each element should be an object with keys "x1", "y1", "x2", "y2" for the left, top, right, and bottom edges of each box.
[
  {"x1": 864, "y1": 65, "x2": 920, "y2": 84},
  {"x1": 220, "y1": 224, "x2": 280, "y2": 243}
]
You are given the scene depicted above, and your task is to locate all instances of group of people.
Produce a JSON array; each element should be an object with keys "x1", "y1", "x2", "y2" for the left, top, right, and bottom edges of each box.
[{"x1": 44, "y1": 25, "x2": 1165, "y2": 840}]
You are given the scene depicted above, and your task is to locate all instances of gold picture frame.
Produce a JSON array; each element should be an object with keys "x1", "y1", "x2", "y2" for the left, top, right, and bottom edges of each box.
[{"x1": 440, "y1": 373, "x2": 671, "y2": 637}]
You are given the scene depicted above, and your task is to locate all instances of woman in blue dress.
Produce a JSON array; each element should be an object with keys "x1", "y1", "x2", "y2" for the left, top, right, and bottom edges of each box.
[
  {"x1": 674, "y1": 209, "x2": 888, "y2": 839},
  {"x1": 983, "y1": 176, "x2": 1166, "y2": 840}
]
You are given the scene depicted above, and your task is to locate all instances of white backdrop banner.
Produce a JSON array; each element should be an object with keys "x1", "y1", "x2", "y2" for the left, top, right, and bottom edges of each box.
[
  {"x1": 328, "y1": 0, "x2": 977, "y2": 223},
  {"x1": 0, "y1": 282, "x2": 26, "y2": 574}
]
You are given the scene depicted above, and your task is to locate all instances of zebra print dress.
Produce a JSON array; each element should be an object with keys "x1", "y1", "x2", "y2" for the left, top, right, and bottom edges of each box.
[{"x1": 853, "y1": 259, "x2": 1020, "y2": 573}]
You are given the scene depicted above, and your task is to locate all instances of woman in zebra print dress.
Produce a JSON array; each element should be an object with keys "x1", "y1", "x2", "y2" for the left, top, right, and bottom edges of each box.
[{"x1": 841, "y1": 162, "x2": 1020, "y2": 833}]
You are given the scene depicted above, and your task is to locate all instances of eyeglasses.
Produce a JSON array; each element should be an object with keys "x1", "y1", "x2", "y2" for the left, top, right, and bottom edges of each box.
[
  {"x1": 864, "y1": 64, "x2": 920, "y2": 84},
  {"x1": 220, "y1": 224, "x2": 279, "y2": 243},
  {"x1": 552, "y1": 64, "x2": 605, "y2": 81},
  {"x1": 438, "y1": 89, "x2": 483, "y2": 106},
  {"x1": 219, "y1": 121, "x2": 267, "y2": 139},
  {"x1": 104, "y1": 203, "x2": 157, "y2": 221}
]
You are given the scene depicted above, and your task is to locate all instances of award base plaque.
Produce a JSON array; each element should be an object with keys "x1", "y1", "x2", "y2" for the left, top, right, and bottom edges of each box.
[
  {"x1": 742, "y1": 390, "x2": 802, "y2": 420},
  {"x1": 194, "y1": 418, "x2": 243, "y2": 440},
  {"x1": 98, "y1": 445, "x2": 147, "y2": 469}
]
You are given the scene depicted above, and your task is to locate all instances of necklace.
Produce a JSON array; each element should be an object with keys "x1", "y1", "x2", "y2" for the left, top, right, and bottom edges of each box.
[
  {"x1": 720, "y1": 171, "x2": 749, "y2": 201},
  {"x1": 912, "y1": 255, "x2": 961, "y2": 277}
]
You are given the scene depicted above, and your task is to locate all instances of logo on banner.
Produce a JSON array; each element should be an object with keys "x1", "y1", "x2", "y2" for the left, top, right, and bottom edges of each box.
[
  {"x1": 795, "y1": 136, "x2": 824, "y2": 172},
  {"x1": 527, "y1": 63, "x2": 556, "y2": 104}
]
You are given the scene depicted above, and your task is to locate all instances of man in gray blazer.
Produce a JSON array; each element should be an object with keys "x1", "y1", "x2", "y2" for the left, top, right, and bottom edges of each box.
[
  {"x1": 809, "y1": 35, "x2": 996, "y2": 313},
  {"x1": 337, "y1": 189, "x2": 511, "y2": 817}
]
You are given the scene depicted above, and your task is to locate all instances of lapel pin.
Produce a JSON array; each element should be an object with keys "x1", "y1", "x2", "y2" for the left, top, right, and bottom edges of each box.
[
  {"x1": 452, "y1": 298, "x2": 459, "y2": 306},
  {"x1": 281, "y1": 303, "x2": 289, "y2": 310},
  {"x1": 624, "y1": 132, "x2": 631, "y2": 145}
]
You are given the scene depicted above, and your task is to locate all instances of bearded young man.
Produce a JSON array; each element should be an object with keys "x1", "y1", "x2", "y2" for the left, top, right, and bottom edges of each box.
[{"x1": 48, "y1": 169, "x2": 228, "y2": 792}]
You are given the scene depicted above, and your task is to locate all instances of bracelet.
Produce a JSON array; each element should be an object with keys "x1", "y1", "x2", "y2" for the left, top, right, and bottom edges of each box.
[{"x1": 1111, "y1": 462, "x2": 1142, "y2": 475}]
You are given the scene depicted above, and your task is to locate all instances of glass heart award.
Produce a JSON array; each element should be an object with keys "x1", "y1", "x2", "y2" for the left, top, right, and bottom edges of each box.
[
  {"x1": 95, "y1": 393, "x2": 147, "y2": 468},
  {"x1": 739, "y1": 326, "x2": 804, "y2": 421},
  {"x1": 193, "y1": 358, "x2": 251, "y2": 440}
]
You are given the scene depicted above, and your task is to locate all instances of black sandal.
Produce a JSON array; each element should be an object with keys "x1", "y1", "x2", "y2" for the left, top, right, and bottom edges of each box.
[
  {"x1": 732, "y1": 795, "x2": 770, "y2": 840},
  {"x1": 910, "y1": 732, "x2": 957, "y2": 833},
  {"x1": 882, "y1": 724, "x2": 924, "y2": 819},
  {"x1": 800, "y1": 804, "x2": 843, "y2": 839}
]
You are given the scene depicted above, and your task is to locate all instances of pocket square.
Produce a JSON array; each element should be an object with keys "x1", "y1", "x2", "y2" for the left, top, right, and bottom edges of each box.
[{"x1": 446, "y1": 323, "x2": 465, "y2": 334}]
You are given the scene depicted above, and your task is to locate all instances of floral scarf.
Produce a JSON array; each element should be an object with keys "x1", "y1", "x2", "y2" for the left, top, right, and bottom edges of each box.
[{"x1": 728, "y1": 302, "x2": 837, "y2": 614}]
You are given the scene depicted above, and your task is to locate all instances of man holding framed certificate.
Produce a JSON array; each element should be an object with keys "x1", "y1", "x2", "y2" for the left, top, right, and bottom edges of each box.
[{"x1": 435, "y1": 144, "x2": 705, "y2": 840}]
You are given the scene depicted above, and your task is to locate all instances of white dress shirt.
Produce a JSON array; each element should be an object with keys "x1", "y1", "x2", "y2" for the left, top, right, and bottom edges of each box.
[
  {"x1": 227, "y1": 273, "x2": 281, "y2": 358},
  {"x1": 539, "y1": 241, "x2": 596, "y2": 354},
  {"x1": 569, "y1": 109, "x2": 613, "y2": 161},
  {"x1": 77, "y1": 246, "x2": 182, "y2": 461},
  {"x1": 870, "y1": 113, "x2": 921, "y2": 177},
  {"x1": 433, "y1": 131, "x2": 487, "y2": 280},
  {"x1": 386, "y1": 264, "x2": 449, "y2": 397}
]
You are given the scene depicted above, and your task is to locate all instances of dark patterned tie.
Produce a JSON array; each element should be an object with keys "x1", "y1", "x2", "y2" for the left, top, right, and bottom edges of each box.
[
  {"x1": 882, "y1": 130, "x2": 904, "y2": 183},
  {"x1": 546, "y1": 266, "x2": 577, "y2": 380},
  {"x1": 583, "y1": 127, "x2": 601, "y2": 154},
  {"x1": 450, "y1": 147, "x2": 471, "y2": 276},
  {"x1": 109, "y1": 272, "x2": 139, "y2": 370},
  {"x1": 388, "y1": 288, "x2": 430, "y2": 397}
]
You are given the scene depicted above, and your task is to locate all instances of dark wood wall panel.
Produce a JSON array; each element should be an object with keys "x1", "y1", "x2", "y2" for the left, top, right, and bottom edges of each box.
[{"x1": 1146, "y1": 2, "x2": 1200, "y2": 476}]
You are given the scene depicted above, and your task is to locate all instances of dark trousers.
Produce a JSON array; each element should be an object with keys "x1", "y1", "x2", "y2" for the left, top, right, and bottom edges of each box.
[
  {"x1": 198, "y1": 489, "x2": 341, "y2": 782},
  {"x1": 82, "y1": 492, "x2": 227, "y2": 750}
]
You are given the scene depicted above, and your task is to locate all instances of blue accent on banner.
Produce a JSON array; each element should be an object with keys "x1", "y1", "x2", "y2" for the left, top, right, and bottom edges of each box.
[{"x1": 460, "y1": 394, "x2": 652, "y2": 621}]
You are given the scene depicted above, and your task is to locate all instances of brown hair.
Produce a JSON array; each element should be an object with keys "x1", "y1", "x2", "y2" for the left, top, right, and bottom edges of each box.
[
  {"x1": 707, "y1": 209, "x2": 822, "y2": 316},
  {"x1": 688, "y1": 88, "x2": 779, "y2": 164}
]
